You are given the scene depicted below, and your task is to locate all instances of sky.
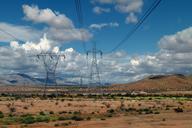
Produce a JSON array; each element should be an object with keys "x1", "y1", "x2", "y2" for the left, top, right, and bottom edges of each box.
[{"x1": 0, "y1": 0, "x2": 192, "y2": 84}]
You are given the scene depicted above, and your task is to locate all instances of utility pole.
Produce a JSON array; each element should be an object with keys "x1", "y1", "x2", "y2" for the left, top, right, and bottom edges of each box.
[
  {"x1": 86, "y1": 41, "x2": 102, "y2": 86},
  {"x1": 34, "y1": 52, "x2": 65, "y2": 96}
]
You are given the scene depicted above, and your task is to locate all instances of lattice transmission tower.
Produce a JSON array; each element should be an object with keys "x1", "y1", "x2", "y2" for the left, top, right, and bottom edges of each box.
[
  {"x1": 34, "y1": 52, "x2": 65, "y2": 95},
  {"x1": 86, "y1": 41, "x2": 102, "y2": 86}
]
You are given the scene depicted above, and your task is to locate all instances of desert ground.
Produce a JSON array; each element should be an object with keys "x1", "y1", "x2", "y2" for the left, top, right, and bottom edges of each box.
[{"x1": 0, "y1": 91, "x2": 192, "y2": 128}]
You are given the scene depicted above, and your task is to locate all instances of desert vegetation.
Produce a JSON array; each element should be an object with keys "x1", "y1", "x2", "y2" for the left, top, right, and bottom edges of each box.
[{"x1": 0, "y1": 92, "x2": 191, "y2": 128}]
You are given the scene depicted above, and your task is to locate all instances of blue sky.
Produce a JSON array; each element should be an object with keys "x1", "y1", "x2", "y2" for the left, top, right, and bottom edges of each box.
[
  {"x1": 1, "y1": 0, "x2": 192, "y2": 84},
  {"x1": 0, "y1": 0, "x2": 191, "y2": 54}
]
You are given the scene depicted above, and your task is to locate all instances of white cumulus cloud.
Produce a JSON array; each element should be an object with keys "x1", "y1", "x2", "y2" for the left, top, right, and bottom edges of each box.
[
  {"x1": 89, "y1": 22, "x2": 119, "y2": 30},
  {"x1": 22, "y1": 5, "x2": 92, "y2": 43},
  {"x1": 159, "y1": 27, "x2": 192, "y2": 53},
  {"x1": 126, "y1": 12, "x2": 138, "y2": 24},
  {"x1": 0, "y1": 22, "x2": 42, "y2": 42},
  {"x1": 0, "y1": 5, "x2": 92, "y2": 44},
  {"x1": 91, "y1": 0, "x2": 143, "y2": 24},
  {"x1": 23, "y1": 5, "x2": 74, "y2": 28},
  {"x1": 93, "y1": 6, "x2": 111, "y2": 14}
]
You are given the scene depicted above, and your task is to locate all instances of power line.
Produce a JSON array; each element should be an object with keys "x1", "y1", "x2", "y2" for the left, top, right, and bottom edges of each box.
[
  {"x1": 0, "y1": 28, "x2": 25, "y2": 43},
  {"x1": 75, "y1": 0, "x2": 93, "y2": 86},
  {"x1": 74, "y1": 0, "x2": 104, "y2": 86},
  {"x1": 107, "y1": 0, "x2": 162, "y2": 53},
  {"x1": 75, "y1": 0, "x2": 84, "y2": 25},
  {"x1": 74, "y1": 0, "x2": 87, "y2": 52}
]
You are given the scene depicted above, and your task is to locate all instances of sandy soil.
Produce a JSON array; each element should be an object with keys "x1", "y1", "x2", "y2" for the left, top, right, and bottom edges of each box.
[{"x1": 0, "y1": 97, "x2": 191, "y2": 128}]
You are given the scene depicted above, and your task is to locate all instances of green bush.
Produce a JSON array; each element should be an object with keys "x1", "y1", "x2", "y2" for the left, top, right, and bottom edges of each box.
[
  {"x1": 138, "y1": 108, "x2": 153, "y2": 114},
  {"x1": 0, "y1": 111, "x2": 4, "y2": 118},
  {"x1": 21, "y1": 116, "x2": 36, "y2": 124},
  {"x1": 73, "y1": 111, "x2": 81, "y2": 115},
  {"x1": 35, "y1": 115, "x2": 50, "y2": 122},
  {"x1": 2, "y1": 117, "x2": 19, "y2": 125}
]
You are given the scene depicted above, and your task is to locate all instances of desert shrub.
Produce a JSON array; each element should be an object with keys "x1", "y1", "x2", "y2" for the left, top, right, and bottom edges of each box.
[
  {"x1": 67, "y1": 103, "x2": 72, "y2": 106},
  {"x1": 174, "y1": 107, "x2": 183, "y2": 113},
  {"x1": 9, "y1": 107, "x2": 16, "y2": 113},
  {"x1": 49, "y1": 111, "x2": 54, "y2": 114},
  {"x1": 71, "y1": 116, "x2": 84, "y2": 121},
  {"x1": 6, "y1": 103, "x2": 11, "y2": 108},
  {"x1": 30, "y1": 102, "x2": 34, "y2": 106},
  {"x1": 125, "y1": 108, "x2": 137, "y2": 112},
  {"x1": 54, "y1": 123, "x2": 59, "y2": 127},
  {"x1": 35, "y1": 115, "x2": 50, "y2": 122},
  {"x1": 21, "y1": 98, "x2": 26, "y2": 102},
  {"x1": 107, "y1": 114, "x2": 113, "y2": 117},
  {"x1": 77, "y1": 94, "x2": 84, "y2": 97},
  {"x1": 58, "y1": 116, "x2": 69, "y2": 121},
  {"x1": 59, "y1": 111, "x2": 67, "y2": 114},
  {"x1": 165, "y1": 106, "x2": 170, "y2": 110},
  {"x1": 8, "y1": 113, "x2": 14, "y2": 117},
  {"x1": 0, "y1": 111, "x2": 4, "y2": 118},
  {"x1": 107, "y1": 109, "x2": 115, "y2": 114},
  {"x1": 105, "y1": 104, "x2": 111, "y2": 108},
  {"x1": 86, "y1": 117, "x2": 91, "y2": 120},
  {"x1": 73, "y1": 111, "x2": 81, "y2": 115},
  {"x1": 23, "y1": 106, "x2": 28, "y2": 110},
  {"x1": 154, "y1": 111, "x2": 160, "y2": 114},
  {"x1": 2, "y1": 116, "x2": 19, "y2": 125},
  {"x1": 15, "y1": 96, "x2": 22, "y2": 100},
  {"x1": 138, "y1": 108, "x2": 153, "y2": 114},
  {"x1": 178, "y1": 101, "x2": 184, "y2": 105},
  {"x1": 39, "y1": 111, "x2": 45, "y2": 116},
  {"x1": 55, "y1": 102, "x2": 59, "y2": 105},
  {"x1": 100, "y1": 118, "x2": 106, "y2": 120},
  {"x1": 21, "y1": 115, "x2": 35, "y2": 124}
]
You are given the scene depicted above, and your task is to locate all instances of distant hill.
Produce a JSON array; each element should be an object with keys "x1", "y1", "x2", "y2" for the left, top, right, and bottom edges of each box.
[
  {"x1": 0, "y1": 73, "x2": 43, "y2": 86},
  {"x1": 111, "y1": 74, "x2": 192, "y2": 92},
  {"x1": 0, "y1": 73, "x2": 80, "y2": 86}
]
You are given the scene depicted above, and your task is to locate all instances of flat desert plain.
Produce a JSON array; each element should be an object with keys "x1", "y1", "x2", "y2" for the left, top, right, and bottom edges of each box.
[{"x1": 0, "y1": 95, "x2": 191, "y2": 128}]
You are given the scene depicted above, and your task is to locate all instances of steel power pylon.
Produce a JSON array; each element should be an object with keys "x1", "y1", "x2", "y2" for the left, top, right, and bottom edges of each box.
[
  {"x1": 35, "y1": 52, "x2": 65, "y2": 96},
  {"x1": 86, "y1": 41, "x2": 102, "y2": 86}
]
